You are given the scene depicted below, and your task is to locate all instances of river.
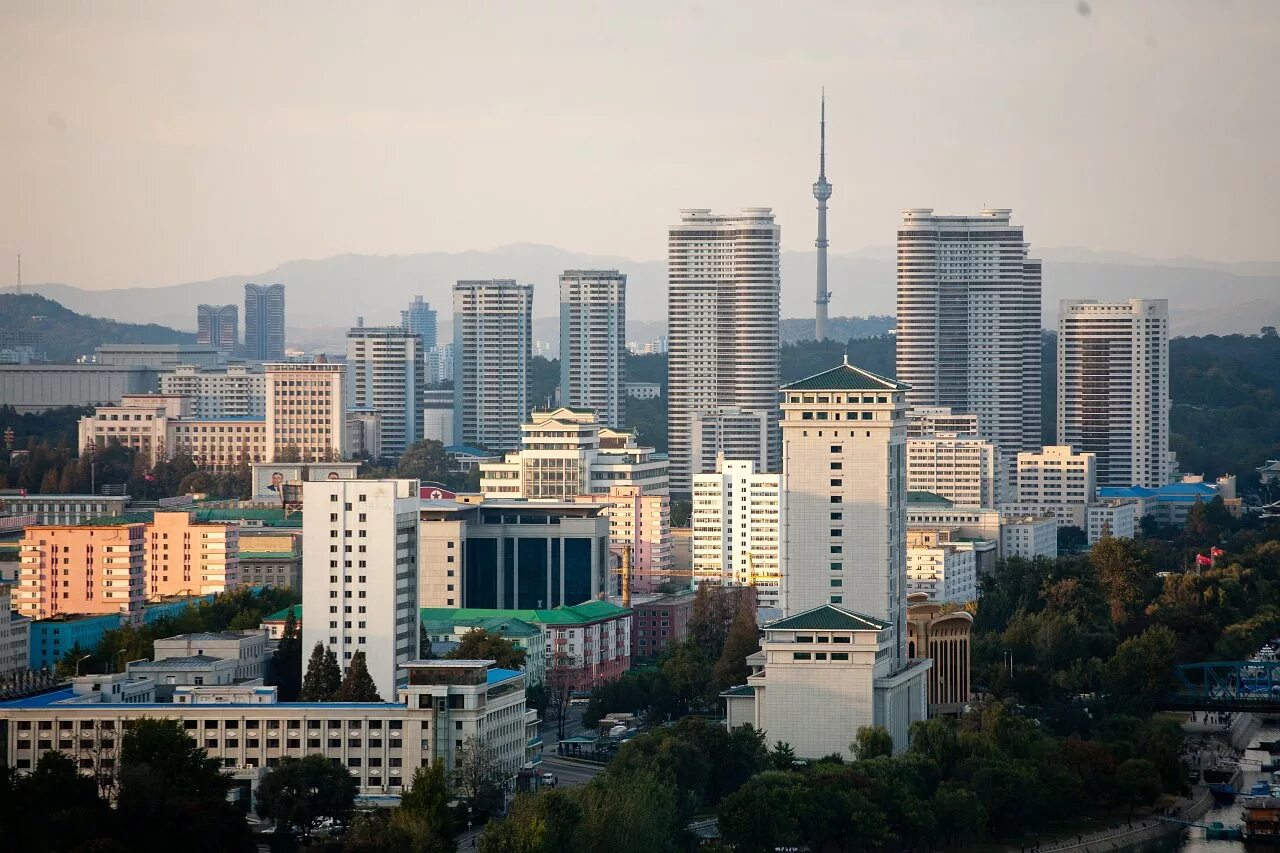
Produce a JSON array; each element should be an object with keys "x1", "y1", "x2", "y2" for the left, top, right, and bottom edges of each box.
[{"x1": 1178, "y1": 722, "x2": 1280, "y2": 853}]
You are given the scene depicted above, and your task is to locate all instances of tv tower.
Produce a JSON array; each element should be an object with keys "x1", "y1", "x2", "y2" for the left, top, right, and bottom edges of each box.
[{"x1": 813, "y1": 91, "x2": 832, "y2": 341}]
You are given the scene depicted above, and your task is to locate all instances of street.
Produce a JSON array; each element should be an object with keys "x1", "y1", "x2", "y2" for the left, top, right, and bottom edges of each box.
[{"x1": 536, "y1": 753, "x2": 604, "y2": 788}]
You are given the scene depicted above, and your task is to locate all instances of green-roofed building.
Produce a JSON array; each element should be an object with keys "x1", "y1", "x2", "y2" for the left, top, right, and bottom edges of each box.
[
  {"x1": 421, "y1": 614, "x2": 547, "y2": 685},
  {"x1": 237, "y1": 528, "x2": 302, "y2": 592},
  {"x1": 260, "y1": 604, "x2": 302, "y2": 639},
  {"x1": 421, "y1": 600, "x2": 633, "y2": 691},
  {"x1": 721, "y1": 604, "x2": 930, "y2": 762}
]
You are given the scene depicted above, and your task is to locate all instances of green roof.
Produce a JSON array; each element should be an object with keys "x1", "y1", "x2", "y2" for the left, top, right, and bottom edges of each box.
[
  {"x1": 447, "y1": 617, "x2": 543, "y2": 639},
  {"x1": 781, "y1": 360, "x2": 909, "y2": 392},
  {"x1": 238, "y1": 550, "x2": 298, "y2": 560},
  {"x1": 194, "y1": 507, "x2": 301, "y2": 528},
  {"x1": 720, "y1": 684, "x2": 756, "y2": 697},
  {"x1": 81, "y1": 513, "x2": 154, "y2": 526},
  {"x1": 906, "y1": 490, "x2": 954, "y2": 506},
  {"x1": 421, "y1": 599, "x2": 631, "y2": 628},
  {"x1": 262, "y1": 604, "x2": 302, "y2": 622},
  {"x1": 766, "y1": 604, "x2": 889, "y2": 632}
]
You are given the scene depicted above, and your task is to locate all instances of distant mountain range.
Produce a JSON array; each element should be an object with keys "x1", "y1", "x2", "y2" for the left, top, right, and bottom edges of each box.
[
  {"x1": 4, "y1": 244, "x2": 1278, "y2": 351},
  {"x1": 0, "y1": 293, "x2": 194, "y2": 362}
]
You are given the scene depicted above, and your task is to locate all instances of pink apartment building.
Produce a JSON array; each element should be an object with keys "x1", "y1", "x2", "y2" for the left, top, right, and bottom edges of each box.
[
  {"x1": 16, "y1": 523, "x2": 146, "y2": 621},
  {"x1": 571, "y1": 486, "x2": 671, "y2": 594},
  {"x1": 145, "y1": 511, "x2": 241, "y2": 598}
]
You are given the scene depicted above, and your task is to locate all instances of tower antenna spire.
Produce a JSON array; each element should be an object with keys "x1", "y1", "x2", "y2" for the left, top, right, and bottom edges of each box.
[{"x1": 813, "y1": 90, "x2": 833, "y2": 341}]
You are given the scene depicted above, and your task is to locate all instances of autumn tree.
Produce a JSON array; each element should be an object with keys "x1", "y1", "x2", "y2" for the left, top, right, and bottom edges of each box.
[{"x1": 712, "y1": 589, "x2": 760, "y2": 691}]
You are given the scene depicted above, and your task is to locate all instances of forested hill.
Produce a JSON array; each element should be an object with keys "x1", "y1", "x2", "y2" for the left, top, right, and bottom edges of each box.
[{"x1": 0, "y1": 293, "x2": 194, "y2": 362}]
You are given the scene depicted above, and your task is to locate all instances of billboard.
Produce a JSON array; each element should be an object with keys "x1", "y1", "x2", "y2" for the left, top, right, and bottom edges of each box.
[{"x1": 251, "y1": 462, "x2": 360, "y2": 499}]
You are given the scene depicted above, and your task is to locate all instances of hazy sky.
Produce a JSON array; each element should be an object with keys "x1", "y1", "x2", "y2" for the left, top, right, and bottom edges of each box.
[{"x1": 4, "y1": 1, "x2": 1278, "y2": 291}]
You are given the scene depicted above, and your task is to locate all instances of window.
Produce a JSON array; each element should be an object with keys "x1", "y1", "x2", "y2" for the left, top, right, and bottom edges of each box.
[
  {"x1": 830, "y1": 478, "x2": 842, "y2": 487},
  {"x1": 831, "y1": 652, "x2": 849, "y2": 661},
  {"x1": 792, "y1": 652, "x2": 811, "y2": 661}
]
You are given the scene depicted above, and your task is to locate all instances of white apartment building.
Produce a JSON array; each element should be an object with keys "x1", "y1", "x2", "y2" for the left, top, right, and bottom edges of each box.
[
  {"x1": 160, "y1": 364, "x2": 266, "y2": 419},
  {"x1": 348, "y1": 326, "x2": 424, "y2": 460},
  {"x1": 691, "y1": 408, "x2": 772, "y2": 481},
  {"x1": 80, "y1": 395, "x2": 268, "y2": 471},
  {"x1": 624, "y1": 382, "x2": 660, "y2": 400},
  {"x1": 780, "y1": 360, "x2": 910, "y2": 666},
  {"x1": 0, "y1": 661, "x2": 537, "y2": 799},
  {"x1": 0, "y1": 583, "x2": 31, "y2": 677},
  {"x1": 302, "y1": 479, "x2": 421, "y2": 700},
  {"x1": 895, "y1": 208, "x2": 1042, "y2": 474},
  {"x1": 453, "y1": 280, "x2": 533, "y2": 453},
  {"x1": 723, "y1": 604, "x2": 929, "y2": 757},
  {"x1": 1012, "y1": 445, "x2": 1098, "y2": 528},
  {"x1": 1087, "y1": 499, "x2": 1139, "y2": 544},
  {"x1": 905, "y1": 529, "x2": 978, "y2": 604},
  {"x1": 559, "y1": 270, "x2": 627, "y2": 429},
  {"x1": 999, "y1": 515, "x2": 1058, "y2": 560},
  {"x1": 422, "y1": 389, "x2": 454, "y2": 447},
  {"x1": 667, "y1": 208, "x2": 780, "y2": 491},
  {"x1": 479, "y1": 408, "x2": 668, "y2": 499},
  {"x1": 907, "y1": 406, "x2": 980, "y2": 438},
  {"x1": 346, "y1": 409, "x2": 382, "y2": 460},
  {"x1": 1058, "y1": 299, "x2": 1172, "y2": 489},
  {"x1": 691, "y1": 458, "x2": 782, "y2": 609},
  {"x1": 906, "y1": 434, "x2": 999, "y2": 508},
  {"x1": 266, "y1": 361, "x2": 347, "y2": 462}
]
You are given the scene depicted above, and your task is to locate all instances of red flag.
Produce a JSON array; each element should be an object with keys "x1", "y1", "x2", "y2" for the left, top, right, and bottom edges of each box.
[
  {"x1": 1210, "y1": 547, "x2": 1225, "y2": 557},
  {"x1": 1195, "y1": 554, "x2": 1212, "y2": 567}
]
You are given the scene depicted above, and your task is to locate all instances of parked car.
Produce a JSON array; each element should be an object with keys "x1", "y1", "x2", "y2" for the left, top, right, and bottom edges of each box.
[{"x1": 540, "y1": 772, "x2": 558, "y2": 787}]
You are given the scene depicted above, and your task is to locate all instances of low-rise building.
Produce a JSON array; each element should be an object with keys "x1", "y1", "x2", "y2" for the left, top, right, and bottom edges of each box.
[
  {"x1": 906, "y1": 593, "x2": 972, "y2": 714},
  {"x1": 421, "y1": 601, "x2": 632, "y2": 692},
  {"x1": 17, "y1": 522, "x2": 147, "y2": 621},
  {"x1": 126, "y1": 655, "x2": 241, "y2": 700},
  {"x1": 1000, "y1": 515, "x2": 1058, "y2": 560},
  {"x1": 153, "y1": 630, "x2": 266, "y2": 682},
  {"x1": 1087, "y1": 499, "x2": 1139, "y2": 543},
  {"x1": 237, "y1": 531, "x2": 301, "y2": 591},
  {"x1": 0, "y1": 494, "x2": 131, "y2": 526},
  {"x1": 905, "y1": 529, "x2": 979, "y2": 604},
  {"x1": 0, "y1": 660, "x2": 538, "y2": 800},
  {"x1": 722, "y1": 604, "x2": 930, "y2": 759},
  {"x1": 622, "y1": 590, "x2": 694, "y2": 659},
  {"x1": 260, "y1": 604, "x2": 301, "y2": 640},
  {"x1": 28, "y1": 613, "x2": 122, "y2": 670},
  {"x1": 906, "y1": 434, "x2": 1000, "y2": 508},
  {"x1": 420, "y1": 615, "x2": 546, "y2": 685}
]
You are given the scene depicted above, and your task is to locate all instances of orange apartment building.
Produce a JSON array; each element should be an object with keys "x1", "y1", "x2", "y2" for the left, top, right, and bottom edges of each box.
[
  {"x1": 16, "y1": 523, "x2": 146, "y2": 621},
  {"x1": 145, "y1": 511, "x2": 241, "y2": 598}
]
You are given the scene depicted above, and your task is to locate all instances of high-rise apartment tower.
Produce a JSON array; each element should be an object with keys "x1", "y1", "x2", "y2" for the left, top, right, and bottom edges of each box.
[
  {"x1": 895, "y1": 209, "x2": 1041, "y2": 473},
  {"x1": 244, "y1": 283, "x2": 286, "y2": 361},
  {"x1": 346, "y1": 324, "x2": 424, "y2": 459},
  {"x1": 559, "y1": 270, "x2": 626, "y2": 428},
  {"x1": 1057, "y1": 299, "x2": 1171, "y2": 489},
  {"x1": 453, "y1": 280, "x2": 533, "y2": 452},
  {"x1": 668, "y1": 208, "x2": 780, "y2": 491},
  {"x1": 197, "y1": 304, "x2": 239, "y2": 352}
]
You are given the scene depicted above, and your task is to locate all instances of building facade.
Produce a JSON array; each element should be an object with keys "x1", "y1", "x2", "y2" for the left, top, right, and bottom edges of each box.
[
  {"x1": 1058, "y1": 299, "x2": 1171, "y2": 489},
  {"x1": 145, "y1": 511, "x2": 241, "y2": 598},
  {"x1": 302, "y1": 479, "x2": 421, "y2": 700},
  {"x1": 265, "y1": 361, "x2": 347, "y2": 462},
  {"x1": 0, "y1": 582, "x2": 30, "y2": 677},
  {"x1": 453, "y1": 280, "x2": 533, "y2": 453},
  {"x1": 906, "y1": 594, "x2": 972, "y2": 713},
  {"x1": 244, "y1": 283, "x2": 286, "y2": 362},
  {"x1": 160, "y1": 364, "x2": 266, "y2": 419},
  {"x1": 0, "y1": 495, "x2": 130, "y2": 527},
  {"x1": 479, "y1": 408, "x2": 668, "y2": 500},
  {"x1": 1012, "y1": 445, "x2": 1098, "y2": 528},
  {"x1": 690, "y1": 408, "x2": 772, "y2": 481},
  {"x1": 347, "y1": 326, "x2": 424, "y2": 460},
  {"x1": 667, "y1": 208, "x2": 780, "y2": 491},
  {"x1": 1000, "y1": 515, "x2": 1058, "y2": 560},
  {"x1": 559, "y1": 270, "x2": 627, "y2": 429},
  {"x1": 422, "y1": 389, "x2": 454, "y2": 447},
  {"x1": 569, "y1": 486, "x2": 672, "y2": 595},
  {"x1": 625, "y1": 590, "x2": 694, "y2": 659},
  {"x1": 905, "y1": 529, "x2": 978, "y2": 604},
  {"x1": 27, "y1": 613, "x2": 122, "y2": 670},
  {"x1": 1087, "y1": 499, "x2": 1139, "y2": 543},
  {"x1": 691, "y1": 458, "x2": 782, "y2": 609},
  {"x1": 17, "y1": 523, "x2": 146, "y2": 621},
  {"x1": 906, "y1": 434, "x2": 999, "y2": 508},
  {"x1": 907, "y1": 406, "x2": 980, "y2": 438},
  {"x1": 780, "y1": 361, "x2": 910, "y2": 666},
  {"x1": 895, "y1": 208, "x2": 1042, "y2": 472},
  {"x1": 196, "y1": 304, "x2": 240, "y2": 353}
]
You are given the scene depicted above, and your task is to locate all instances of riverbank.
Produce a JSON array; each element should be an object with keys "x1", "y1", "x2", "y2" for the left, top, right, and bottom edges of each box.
[{"x1": 1003, "y1": 786, "x2": 1212, "y2": 853}]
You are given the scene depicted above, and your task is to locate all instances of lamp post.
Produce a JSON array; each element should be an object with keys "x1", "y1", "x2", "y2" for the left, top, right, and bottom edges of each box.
[{"x1": 74, "y1": 654, "x2": 92, "y2": 677}]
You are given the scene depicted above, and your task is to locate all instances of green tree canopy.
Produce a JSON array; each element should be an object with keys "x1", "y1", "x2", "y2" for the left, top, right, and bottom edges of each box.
[
  {"x1": 256, "y1": 754, "x2": 357, "y2": 841},
  {"x1": 448, "y1": 628, "x2": 527, "y2": 671},
  {"x1": 300, "y1": 641, "x2": 341, "y2": 701},
  {"x1": 336, "y1": 649, "x2": 383, "y2": 702}
]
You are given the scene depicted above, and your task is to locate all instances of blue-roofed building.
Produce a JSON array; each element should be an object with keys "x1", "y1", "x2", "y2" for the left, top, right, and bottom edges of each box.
[
  {"x1": 0, "y1": 659, "x2": 538, "y2": 801},
  {"x1": 1099, "y1": 476, "x2": 1231, "y2": 525}
]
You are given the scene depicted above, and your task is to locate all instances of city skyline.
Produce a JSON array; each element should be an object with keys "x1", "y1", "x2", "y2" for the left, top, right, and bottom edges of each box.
[{"x1": 5, "y1": 3, "x2": 1278, "y2": 296}]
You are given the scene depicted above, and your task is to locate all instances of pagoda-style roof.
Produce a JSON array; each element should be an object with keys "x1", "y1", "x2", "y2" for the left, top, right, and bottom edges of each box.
[
  {"x1": 781, "y1": 360, "x2": 909, "y2": 393},
  {"x1": 766, "y1": 603, "x2": 889, "y2": 632}
]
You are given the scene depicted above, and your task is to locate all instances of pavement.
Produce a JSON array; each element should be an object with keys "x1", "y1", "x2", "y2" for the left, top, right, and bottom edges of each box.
[{"x1": 535, "y1": 753, "x2": 605, "y2": 787}]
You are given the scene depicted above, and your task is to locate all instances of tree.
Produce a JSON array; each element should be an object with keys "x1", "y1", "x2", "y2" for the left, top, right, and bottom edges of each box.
[
  {"x1": 274, "y1": 609, "x2": 303, "y2": 701},
  {"x1": 336, "y1": 650, "x2": 383, "y2": 702},
  {"x1": 851, "y1": 725, "x2": 894, "y2": 760},
  {"x1": 400, "y1": 758, "x2": 457, "y2": 841},
  {"x1": 770, "y1": 741, "x2": 797, "y2": 771},
  {"x1": 448, "y1": 628, "x2": 527, "y2": 671},
  {"x1": 397, "y1": 439, "x2": 452, "y2": 483},
  {"x1": 300, "y1": 641, "x2": 341, "y2": 701},
  {"x1": 1091, "y1": 536, "x2": 1148, "y2": 624},
  {"x1": 718, "y1": 772, "x2": 803, "y2": 853},
  {"x1": 712, "y1": 589, "x2": 760, "y2": 691},
  {"x1": 454, "y1": 736, "x2": 506, "y2": 818},
  {"x1": 117, "y1": 718, "x2": 254, "y2": 853},
  {"x1": 480, "y1": 788, "x2": 582, "y2": 853},
  {"x1": 1114, "y1": 758, "x2": 1163, "y2": 817},
  {"x1": 256, "y1": 754, "x2": 357, "y2": 841},
  {"x1": 3, "y1": 751, "x2": 113, "y2": 852},
  {"x1": 931, "y1": 784, "x2": 987, "y2": 849},
  {"x1": 1057, "y1": 525, "x2": 1087, "y2": 553},
  {"x1": 1104, "y1": 626, "x2": 1178, "y2": 713}
]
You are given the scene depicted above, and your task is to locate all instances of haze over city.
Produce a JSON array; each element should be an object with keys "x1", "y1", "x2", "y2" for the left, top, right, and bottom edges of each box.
[{"x1": 5, "y1": 1, "x2": 1278, "y2": 295}]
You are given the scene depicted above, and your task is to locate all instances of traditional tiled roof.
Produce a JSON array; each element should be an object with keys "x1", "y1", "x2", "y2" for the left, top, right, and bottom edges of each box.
[
  {"x1": 720, "y1": 684, "x2": 756, "y2": 697},
  {"x1": 906, "y1": 491, "x2": 954, "y2": 506},
  {"x1": 781, "y1": 360, "x2": 909, "y2": 393},
  {"x1": 766, "y1": 604, "x2": 889, "y2": 632},
  {"x1": 262, "y1": 604, "x2": 302, "y2": 623},
  {"x1": 238, "y1": 550, "x2": 298, "y2": 560},
  {"x1": 421, "y1": 599, "x2": 630, "y2": 628}
]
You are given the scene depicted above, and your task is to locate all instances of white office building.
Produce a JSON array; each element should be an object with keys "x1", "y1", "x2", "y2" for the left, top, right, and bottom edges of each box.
[
  {"x1": 159, "y1": 364, "x2": 265, "y2": 419},
  {"x1": 999, "y1": 515, "x2": 1058, "y2": 560},
  {"x1": 347, "y1": 325, "x2": 424, "y2": 459},
  {"x1": 668, "y1": 208, "x2": 780, "y2": 491},
  {"x1": 266, "y1": 361, "x2": 347, "y2": 463},
  {"x1": 1058, "y1": 299, "x2": 1172, "y2": 489},
  {"x1": 895, "y1": 208, "x2": 1042, "y2": 474},
  {"x1": 453, "y1": 280, "x2": 533, "y2": 453},
  {"x1": 906, "y1": 434, "x2": 999, "y2": 508},
  {"x1": 905, "y1": 529, "x2": 978, "y2": 604},
  {"x1": 691, "y1": 457, "x2": 783, "y2": 609},
  {"x1": 907, "y1": 406, "x2": 980, "y2": 438},
  {"x1": 691, "y1": 408, "x2": 772, "y2": 481},
  {"x1": 1087, "y1": 499, "x2": 1139, "y2": 544},
  {"x1": 422, "y1": 389, "x2": 454, "y2": 447},
  {"x1": 479, "y1": 407, "x2": 668, "y2": 499},
  {"x1": 559, "y1": 270, "x2": 626, "y2": 429},
  {"x1": 779, "y1": 360, "x2": 910, "y2": 666},
  {"x1": 302, "y1": 479, "x2": 421, "y2": 701},
  {"x1": 1006, "y1": 445, "x2": 1098, "y2": 528}
]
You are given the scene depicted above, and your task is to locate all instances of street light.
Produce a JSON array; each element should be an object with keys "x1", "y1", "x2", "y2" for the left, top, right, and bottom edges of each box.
[{"x1": 74, "y1": 654, "x2": 92, "y2": 677}]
